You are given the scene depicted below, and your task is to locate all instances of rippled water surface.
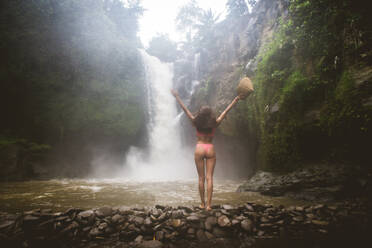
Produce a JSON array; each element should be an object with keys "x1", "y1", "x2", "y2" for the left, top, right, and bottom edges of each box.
[{"x1": 0, "y1": 179, "x2": 308, "y2": 213}]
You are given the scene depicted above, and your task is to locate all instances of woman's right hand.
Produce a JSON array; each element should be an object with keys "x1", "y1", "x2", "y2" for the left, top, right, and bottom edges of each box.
[{"x1": 171, "y1": 89, "x2": 179, "y2": 97}]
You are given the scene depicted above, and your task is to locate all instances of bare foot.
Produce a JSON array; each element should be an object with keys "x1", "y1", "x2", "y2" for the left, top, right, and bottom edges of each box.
[
  {"x1": 206, "y1": 206, "x2": 212, "y2": 211},
  {"x1": 199, "y1": 203, "x2": 205, "y2": 209}
]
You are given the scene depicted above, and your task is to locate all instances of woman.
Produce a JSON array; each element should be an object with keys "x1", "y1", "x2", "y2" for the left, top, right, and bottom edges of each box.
[{"x1": 171, "y1": 89, "x2": 240, "y2": 211}]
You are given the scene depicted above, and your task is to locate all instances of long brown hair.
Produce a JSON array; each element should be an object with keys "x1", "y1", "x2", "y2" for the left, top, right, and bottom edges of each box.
[{"x1": 193, "y1": 105, "x2": 217, "y2": 133}]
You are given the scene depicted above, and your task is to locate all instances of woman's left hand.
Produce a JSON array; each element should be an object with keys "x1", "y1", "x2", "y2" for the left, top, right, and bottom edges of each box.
[{"x1": 171, "y1": 89, "x2": 179, "y2": 97}]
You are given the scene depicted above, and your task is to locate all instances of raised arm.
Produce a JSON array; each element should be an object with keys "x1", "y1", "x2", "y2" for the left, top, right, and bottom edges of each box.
[
  {"x1": 171, "y1": 89, "x2": 195, "y2": 122},
  {"x1": 216, "y1": 96, "x2": 240, "y2": 126}
]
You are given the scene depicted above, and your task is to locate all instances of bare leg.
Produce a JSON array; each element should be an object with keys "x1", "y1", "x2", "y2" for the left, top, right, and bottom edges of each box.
[
  {"x1": 205, "y1": 154, "x2": 216, "y2": 211},
  {"x1": 194, "y1": 149, "x2": 205, "y2": 208}
]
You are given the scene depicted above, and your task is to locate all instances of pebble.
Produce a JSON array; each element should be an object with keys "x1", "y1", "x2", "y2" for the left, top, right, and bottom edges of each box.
[
  {"x1": 78, "y1": 210, "x2": 94, "y2": 218},
  {"x1": 89, "y1": 227, "x2": 101, "y2": 236},
  {"x1": 144, "y1": 217, "x2": 152, "y2": 226},
  {"x1": 112, "y1": 214, "x2": 124, "y2": 224},
  {"x1": 205, "y1": 216, "x2": 217, "y2": 231},
  {"x1": 196, "y1": 229, "x2": 207, "y2": 242},
  {"x1": 217, "y1": 215, "x2": 231, "y2": 227},
  {"x1": 133, "y1": 216, "x2": 145, "y2": 226},
  {"x1": 186, "y1": 216, "x2": 199, "y2": 222},
  {"x1": 171, "y1": 219, "x2": 182, "y2": 228},
  {"x1": 139, "y1": 240, "x2": 163, "y2": 248},
  {"x1": 241, "y1": 219, "x2": 253, "y2": 232},
  {"x1": 134, "y1": 235, "x2": 143, "y2": 243},
  {"x1": 311, "y1": 220, "x2": 329, "y2": 226}
]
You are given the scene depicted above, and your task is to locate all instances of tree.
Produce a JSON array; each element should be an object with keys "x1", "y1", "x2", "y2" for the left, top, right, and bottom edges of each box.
[
  {"x1": 0, "y1": 0, "x2": 147, "y2": 177},
  {"x1": 176, "y1": 0, "x2": 203, "y2": 40},
  {"x1": 146, "y1": 34, "x2": 179, "y2": 62},
  {"x1": 176, "y1": 1, "x2": 220, "y2": 50},
  {"x1": 226, "y1": 0, "x2": 249, "y2": 17}
]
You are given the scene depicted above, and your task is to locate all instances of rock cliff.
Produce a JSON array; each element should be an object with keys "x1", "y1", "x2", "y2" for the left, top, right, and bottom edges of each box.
[{"x1": 174, "y1": 0, "x2": 371, "y2": 175}]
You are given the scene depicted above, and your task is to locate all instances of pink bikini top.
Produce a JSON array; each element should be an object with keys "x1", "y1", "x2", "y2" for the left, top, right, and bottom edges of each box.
[{"x1": 196, "y1": 128, "x2": 215, "y2": 138}]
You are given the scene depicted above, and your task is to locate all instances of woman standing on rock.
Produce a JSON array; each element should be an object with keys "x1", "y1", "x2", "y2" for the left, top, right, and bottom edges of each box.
[{"x1": 171, "y1": 89, "x2": 240, "y2": 211}]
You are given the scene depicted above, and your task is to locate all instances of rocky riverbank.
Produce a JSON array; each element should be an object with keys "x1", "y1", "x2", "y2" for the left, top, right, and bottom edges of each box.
[
  {"x1": 1, "y1": 200, "x2": 370, "y2": 248},
  {"x1": 237, "y1": 164, "x2": 372, "y2": 202}
]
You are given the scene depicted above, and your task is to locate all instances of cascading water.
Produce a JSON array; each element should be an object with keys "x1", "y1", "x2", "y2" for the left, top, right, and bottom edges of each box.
[{"x1": 122, "y1": 50, "x2": 194, "y2": 180}]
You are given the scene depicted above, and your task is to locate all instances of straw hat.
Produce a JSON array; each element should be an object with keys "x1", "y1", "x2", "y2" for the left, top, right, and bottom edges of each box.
[{"x1": 237, "y1": 77, "x2": 254, "y2": 99}]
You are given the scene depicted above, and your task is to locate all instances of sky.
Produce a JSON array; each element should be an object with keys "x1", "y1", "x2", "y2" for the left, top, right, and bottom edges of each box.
[{"x1": 138, "y1": 0, "x2": 228, "y2": 47}]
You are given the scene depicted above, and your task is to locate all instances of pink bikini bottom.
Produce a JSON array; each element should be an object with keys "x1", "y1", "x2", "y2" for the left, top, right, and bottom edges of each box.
[{"x1": 196, "y1": 143, "x2": 214, "y2": 153}]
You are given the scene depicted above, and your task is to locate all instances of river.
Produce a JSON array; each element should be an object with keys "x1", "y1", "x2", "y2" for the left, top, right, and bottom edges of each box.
[{"x1": 0, "y1": 179, "x2": 309, "y2": 214}]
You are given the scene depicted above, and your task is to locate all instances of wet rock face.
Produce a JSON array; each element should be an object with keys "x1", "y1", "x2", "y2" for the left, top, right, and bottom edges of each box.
[
  {"x1": 0, "y1": 201, "x2": 370, "y2": 248},
  {"x1": 237, "y1": 164, "x2": 372, "y2": 201}
]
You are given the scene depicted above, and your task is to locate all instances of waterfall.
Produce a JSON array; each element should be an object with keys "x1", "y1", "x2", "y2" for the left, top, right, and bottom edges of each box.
[{"x1": 122, "y1": 50, "x2": 194, "y2": 181}]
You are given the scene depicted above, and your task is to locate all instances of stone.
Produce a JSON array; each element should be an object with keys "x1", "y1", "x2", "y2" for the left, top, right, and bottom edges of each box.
[
  {"x1": 311, "y1": 220, "x2": 329, "y2": 226},
  {"x1": 23, "y1": 215, "x2": 40, "y2": 227},
  {"x1": 157, "y1": 213, "x2": 167, "y2": 221},
  {"x1": 89, "y1": 227, "x2": 102, "y2": 236},
  {"x1": 55, "y1": 216, "x2": 69, "y2": 222},
  {"x1": 222, "y1": 205, "x2": 235, "y2": 210},
  {"x1": 171, "y1": 210, "x2": 183, "y2": 219},
  {"x1": 144, "y1": 217, "x2": 152, "y2": 226},
  {"x1": 205, "y1": 231, "x2": 214, "y2": 239},
  {"x1": 78, "y1": 210, "x2": 94, "y2": 218},
  {"x1": 306, "y1": 214, "x2": 315, "y2": 219},
  {"x1": 220, "y1": 209, "x2": 230, "y2": 215},
  {"x1": 178, "y1": 206, "x2": 193, "y2": 213},
  {"x1": 139, "y1": 240, "x2": 163, "y2": 248},
  {"x1": 205, "y1": 216, "x2": 217, "y2": 231},
  {"x1": 134, "y1": 235, "x2": 143, "y2": 243},
  {"x1": 196, "y1": 229, "x2": 208, "y2": 242},
  {"x1": 154, "y1": 223, "x2": 163, "y2": 231},
  {"x1": 150, "y1": 208, "x2": 161, "y2": 217},
  {"x1": 293, "y1": 216, "x2": 304, "y2": 222},
  {"x1": 155, "y1": 205, "x2": 166, "y2": 210},
  {"x1": 217, "y1": 215, "x2": 231, "y2": 227},
  {"x1": 165, "y1": 231, "x2": 178, "y2": 240},
  {"x1": 212, "y1": 227, "x2": 226, "y2": 237},
  {"x1": 133, "y1": 216, "x2": 144, "y2": 226},
  {"x1": 260, "y1": 217, "x2": 269, "y2": 223},
  {"x1": 63, "y1": 208, "x2": 79, "y2": 216},
  {"x1": 232, "y1": 219, "x2": 240, "y2": 225},
  {"x1": 241, "y1": 219, "x2": 253, "y2": 232},
  {"x1": 112, "y1": 214, "x2": 124, "y2": 224},
  {"x1": 98, "y1": 222, "x2": 108, "y2": 231},
  {"x1": 171, "y1": 219, "x2": 182, "y2": 228},
  {"x1": 295, "y1": 206, "x2": 304, "y2": 211},
  {"x1": 118, "y1": 206, "x2": 133, "y2": 215},
  {"x1": 186, "y1": 215, "x2": 199, "y2": 222},
  {"x1": 0, "y1": 220, "x2": 15, "y2": 230},
  {"x1": 187, "y1": 228, "x2": 195, "y2": 234},
  {"x1": 245, "y1": 203, "x2": 254, "y2": 211},
  {"x1": 60, "y1": 221, "x2": 79, "y2": 234},
  {"x1": 120, "y1": 230, "x2": 137, "y2": 241},
  {"x1": 96, "y1": 206, "x2": 113, "y2": 218}
]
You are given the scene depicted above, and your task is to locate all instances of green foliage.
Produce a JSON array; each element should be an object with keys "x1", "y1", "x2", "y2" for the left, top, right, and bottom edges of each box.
[
  {"x1": 0, "y1": 137, "x2": 50, "y2": 154},
  {"x1": 176, "y1": 1, "x2": 220, "y2": 51},
  {"x1": 226, "y1": 0, "x2": 249, "y2": 17},
  {"x1": 0, "y1": 0, "x2": 146, "y2": 161},
  {"x1": 243, "y1": 0, "x2": 372, "y2": 171}
]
